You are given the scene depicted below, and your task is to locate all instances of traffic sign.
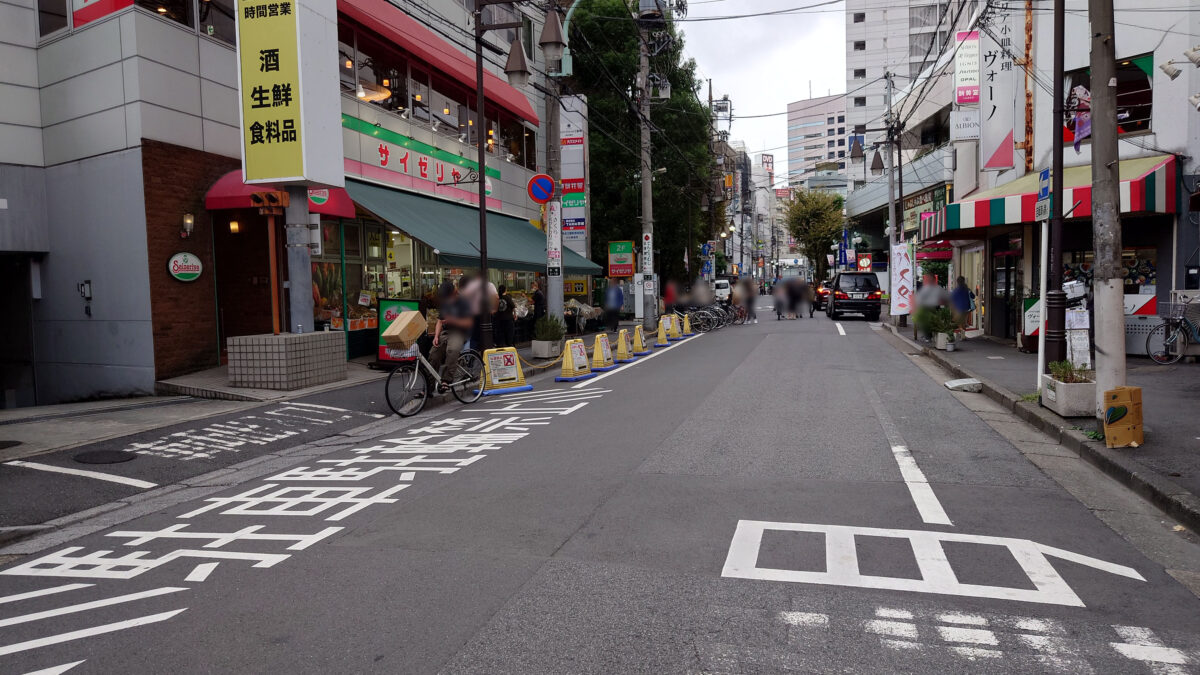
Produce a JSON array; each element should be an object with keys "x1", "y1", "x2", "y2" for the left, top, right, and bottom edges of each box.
[
  {"x1": 701, "y1": 242, "x2": 711, "y2": 257},
  {"x1": 1035, "y1": 197, "x2": 1051, "y2": 222},
  {"x1": 1037, "y1": 168, "x2": 1051, "y2": 201},
  {"x1": 527, "y1": 174, "x2": 555, "y2": 204}
]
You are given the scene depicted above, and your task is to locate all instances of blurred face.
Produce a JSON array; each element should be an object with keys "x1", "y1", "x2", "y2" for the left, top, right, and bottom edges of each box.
[{"x1": 923, "y1": 274, "x2": 935, "y2": 286}]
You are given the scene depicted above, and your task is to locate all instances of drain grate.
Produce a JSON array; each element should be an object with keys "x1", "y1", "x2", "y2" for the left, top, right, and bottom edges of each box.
[{"x1": 74, "y1": 450, "x2": 137, "y2": 464}]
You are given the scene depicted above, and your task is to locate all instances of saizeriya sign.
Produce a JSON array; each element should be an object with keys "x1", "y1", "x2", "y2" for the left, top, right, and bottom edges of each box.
[{"x1": 168, "y1": 252, "x2": 203, "y2": 282}]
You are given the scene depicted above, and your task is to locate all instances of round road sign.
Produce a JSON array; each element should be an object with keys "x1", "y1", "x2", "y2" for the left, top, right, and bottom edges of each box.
[{"x1": 528, "y1": 174, "x2": 555, "y2": 203}]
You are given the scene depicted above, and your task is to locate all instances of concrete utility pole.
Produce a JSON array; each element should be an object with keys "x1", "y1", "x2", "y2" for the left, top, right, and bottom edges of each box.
[
  {"x1": 1045, "y1": 0, "x2": 1068, "y2": 367},
  {"x1": 544, "y1": 78, "x2": 565, "y2": 324},
  {"x1": 284, "y1": 186, "x2": 314, "y2": 333},
  {"x1": 884, "y1": 72, "x2": 898, "y2": 297},
  {"x1": 639, "y1": 29, "x2": 657, "y2": 330},
  {"x1": 1089, "y1": 0, "x2": 1124, "y2": 415}
]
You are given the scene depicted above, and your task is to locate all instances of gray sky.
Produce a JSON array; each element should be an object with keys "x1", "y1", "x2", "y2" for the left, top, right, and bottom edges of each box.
[{"x1": 679, "y1": 0, "x2": 847, "y2": 185}]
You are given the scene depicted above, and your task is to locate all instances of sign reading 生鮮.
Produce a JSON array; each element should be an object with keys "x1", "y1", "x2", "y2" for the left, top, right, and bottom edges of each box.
[{"x1": 235, "y1": 0, "x2": 343, "y2": 185}]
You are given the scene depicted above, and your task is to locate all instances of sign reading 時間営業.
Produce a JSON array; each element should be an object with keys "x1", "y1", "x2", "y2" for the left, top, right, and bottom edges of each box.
[{"x1": 235, "y1": 0, "x2": 343, "y2": 186}]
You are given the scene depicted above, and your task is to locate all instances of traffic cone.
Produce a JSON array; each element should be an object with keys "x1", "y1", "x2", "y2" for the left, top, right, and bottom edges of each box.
[
  {"x1": 555, "y1": 338, "x2": 595, "y2": 381},
  {"x1": 682, "y1": 314, "x2": 696, "y2": 336},
  {"x1": 591, "y1": 333, "x2": 617, "y2": 371},
  {"x1": 667, "y1": 314, "x2": 683, "y2": 341},
  {"x1": 654, "y1": 317, "x2": 670, "y2": 347},
  {"x1": 632, "y1": 325, "x2": 652, "y2": 356},
  {"x1": 615, "y1": 329, "x2": 637, "y2": 362}
]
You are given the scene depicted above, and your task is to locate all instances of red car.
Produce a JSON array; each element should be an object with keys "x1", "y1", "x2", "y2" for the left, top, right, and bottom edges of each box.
[{"x1": 815, "y1": 280, "x2": 833, "y2": 310}]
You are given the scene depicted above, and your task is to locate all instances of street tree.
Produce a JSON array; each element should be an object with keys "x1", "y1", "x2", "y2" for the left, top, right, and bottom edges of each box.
[{"x1": 784, "y1": 190, "x2": 844, "y2": 280}]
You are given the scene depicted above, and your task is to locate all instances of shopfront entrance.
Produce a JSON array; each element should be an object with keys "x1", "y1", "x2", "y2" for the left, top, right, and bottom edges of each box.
[
  {"x1": 960, "y1": 244, "x2": 985, "y2": 330},
  {"x1": 990, "y1": 233, "x2": 1023, "y2": 340},
  {"x1": 212, "y1": 212, "x2": 279, "y2": 350}
]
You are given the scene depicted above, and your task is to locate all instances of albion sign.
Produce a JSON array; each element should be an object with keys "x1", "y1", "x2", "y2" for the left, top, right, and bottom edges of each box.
[{"x1": 168, "y1": 252, "x2": 203, "y2": 282}]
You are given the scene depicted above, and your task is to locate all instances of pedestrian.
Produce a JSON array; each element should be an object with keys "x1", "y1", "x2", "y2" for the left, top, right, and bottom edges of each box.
[
  {"x1": 430, "y1": 281, "x2": 473, "y2": 392},
  {"x1": 663, "y1": 279, "x2": 677, "y2": 315},
  {"x1": 773, "y1": 282, "x2": 787, "y2": 320},
  {"x1": 914, "y1": 273, "x2": 950, "y2": 342},
  {"x1": 797, "y1": 278, "x2": 814, "y2": 318},
  {"x1": 604, "y1": 279, "x2": 624, "y2": 332},
  {"x1": 785, "y1": 277, "x2": 801, "y2": 319},
  {"x1": 950, "y1": 276, "x2": 975, "y2": 334},
  {"x1": 531, "y1": 280, "x2": 546, "y2": 323},
  {"x1": 742, "y1": 279, "x2": 758, "y2": 324},
  {"x1": 494, "y1": 284, "x2": 516, "y2": 348}
]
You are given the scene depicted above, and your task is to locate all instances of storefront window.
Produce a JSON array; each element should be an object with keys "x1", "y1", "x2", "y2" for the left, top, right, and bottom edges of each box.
[
  {"x1": 199, "y1": 0, "x2": 235, "y2": 43},
  {"x1": 386, "y1": 230, "x2": 416, "y2": 298},
  {"x1": 344, "y1": 222, "x2": 362, "y2": 258},
  {"x1": 320, "y1": 221, "x2": 342, "y2": 257},
  {"x1": 524, "y1": 128, "x2": 537, "y2": 170},
  {"x1": 357, "y1": 34, "x2": 408, "y2": 114},
  {"x1": 411, "y1": 68, "x2": 431, "y2": 123},
  {"x1": 1064, "y1": 53, "x2": 1152, "y2": 144},
  {"x1": 431, "y1": 79, "x2": 464, "y2": 138},
  {"x1": 138, "y1": 0, "x2": 193, "y2": 27},
  {"x1": 338, "y1": 25, "x2": 356, "y2": 96},
  {"x1": 38, "y1": 0, "x2": 68, "y2": 36}
]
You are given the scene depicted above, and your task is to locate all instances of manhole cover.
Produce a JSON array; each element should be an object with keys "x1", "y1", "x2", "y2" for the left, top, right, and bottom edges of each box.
[
  {"x1": 0, "y1": 441, "x2": 21, "y2": 450},
  {"x1": 74, "y1": 450, "x2": 137, "y2": 464}
]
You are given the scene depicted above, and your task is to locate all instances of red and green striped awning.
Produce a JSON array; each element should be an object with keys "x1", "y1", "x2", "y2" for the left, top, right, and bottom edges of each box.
[{"x1": 920, "y1": 155, "x2": 1176, "y2": 240}]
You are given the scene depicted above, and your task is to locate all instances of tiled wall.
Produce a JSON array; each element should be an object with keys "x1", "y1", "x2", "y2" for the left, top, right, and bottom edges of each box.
[{"x1": 228, "y1": 331, "x2": 347, "y2": 390}]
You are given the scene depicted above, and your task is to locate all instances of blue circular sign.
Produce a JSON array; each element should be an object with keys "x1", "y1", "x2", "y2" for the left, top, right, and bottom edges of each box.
[{"x1": 528, "y1": 174, "x2": 555, "y2": 204}]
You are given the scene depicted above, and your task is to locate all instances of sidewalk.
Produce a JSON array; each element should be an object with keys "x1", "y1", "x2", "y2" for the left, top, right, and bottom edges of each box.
[{"x1": 900, "y1": 328, "x2": 1200, "y2": 530}]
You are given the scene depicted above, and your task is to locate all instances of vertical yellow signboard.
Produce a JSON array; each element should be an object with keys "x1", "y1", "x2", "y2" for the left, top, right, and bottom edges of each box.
[{"x1": 236, "y1": 0, "x2": 304, "y2": 182}]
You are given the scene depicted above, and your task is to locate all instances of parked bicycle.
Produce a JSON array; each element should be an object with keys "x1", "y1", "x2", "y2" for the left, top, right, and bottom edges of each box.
[
  {"x1": 1146, "y1": 297, "x2": 1200, "y2": 365},
  {"x1": 384, "y1": 349, "x2": 484, "y2": 416}
]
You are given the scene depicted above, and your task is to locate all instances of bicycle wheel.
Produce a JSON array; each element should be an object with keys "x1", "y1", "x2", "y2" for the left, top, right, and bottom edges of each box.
[
  {"x1": 450, "y1": 351, "x2": 484, "y2": 404},
  {"x1": 1146, "y1": 322, "x2": 1187, "y2": 365},
  {"x1": 385, "y1": 363, "x2": 428, "y2": 417}
]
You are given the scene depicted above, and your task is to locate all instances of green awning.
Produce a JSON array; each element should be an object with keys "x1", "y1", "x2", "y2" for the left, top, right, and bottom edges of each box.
[{"x1": 344, "y1": 179, "x2": 601, "y2": 275}]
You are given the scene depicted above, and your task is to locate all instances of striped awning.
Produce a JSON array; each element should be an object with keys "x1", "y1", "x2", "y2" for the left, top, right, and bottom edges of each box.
[{"x1": 921, "y1": 155, "x2": 1176, "y2": 240}]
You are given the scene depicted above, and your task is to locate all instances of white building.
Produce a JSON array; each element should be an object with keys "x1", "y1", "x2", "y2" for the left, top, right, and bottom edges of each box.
[{"x1": 786, "y1": 94, "x2": 847, "y2": 187}]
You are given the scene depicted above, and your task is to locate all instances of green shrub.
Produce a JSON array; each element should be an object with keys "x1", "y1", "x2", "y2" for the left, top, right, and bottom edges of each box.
[
  {"x1": 1048, "y1": 360, "x2": 1092, "y2": 383},
  {"x1": 533, "y1": 316, "x2": 565, "y2": 342}
]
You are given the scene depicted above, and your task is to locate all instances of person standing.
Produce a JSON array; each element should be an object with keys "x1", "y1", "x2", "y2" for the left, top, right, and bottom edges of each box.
[
  {"x1": 531, "y1": 280, "x2": 546, "y2": 323},
  {"x1": 785, "y1": 277, "x2": 801, "y2": 319},
  {"x1": 494, "y1": 284, "x2": 516, "y2": 348},
  {"x1": 914, "y1": 273, "x2": 950, "y2": 341},
  {"x1": 798, "y1": 278, "x2": 814, "y2": 318},
  {"x1": 950, "y1": 276, "x2": 975, "y2": 333},
  {"x1": 604, "y1": 279, "x2": 624, "y2": 332},
  {"x1": 741, "y1": 278, "x2": 758, "y2": 324},
  {"x1": 663, "y1": 280, "x2": 677, "y2": 315}
]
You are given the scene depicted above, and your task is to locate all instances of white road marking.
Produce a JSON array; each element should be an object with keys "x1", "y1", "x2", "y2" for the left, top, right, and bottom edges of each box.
[
  {"x1": 779, "y1": 611, "x2": 828, "y2": 627},
  {"x1": 0, "y1": 584, "x2": 92, "y2": 605},
  {"x1": 23, "y1": 661, "x2": 85, "y2": 675},
  {"x1": 875, "y1": 608, "x2": 914, "y2": 620},
  {"x1": 722, "y1": 521, "x2": 1145, "y2": 606},
  {"x1": 937, "y1": 626, "x2": 999, "y2": 645},
  {"x1": 0, "y1": 608, "x2": 186, "y2": 656},
  {"x1": 185, "y1": 562, "x2": 219, "y2": 582},
  {"x1": 572, "y1": 333, "x2": 704, "y2": 389},
  {"x1": 987, "y1": 355, "x2": 1005, "y2": 360},
  {"x1": 4, "y1": 461, "x2": 157, "y2": 490},
  {"x1": 948, "y1": 646, "x2": 1003, "y2": 659},
  {"x1": 866, "y1": 619, "x2": 918, "y2": 640},
  {"x1": 860, "y1": 382, "x2": 952, "y2": 525},
  {"x1": 938, "y1": 612, "x2": 988, "y2": 626},
  {"x1": 835, "y1": 322, "x2": 846, "y2": 335},
  {"x1": 0, "y1": 587, "x2": 186, "y2": 628},
  {"x1": 1110, "y1": 626, "x2": 1191, "y2": 666}
]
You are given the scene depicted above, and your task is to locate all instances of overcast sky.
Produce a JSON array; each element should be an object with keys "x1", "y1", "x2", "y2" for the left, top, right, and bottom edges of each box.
[{"x1": 678, "y1": 0, "x2": 847, "y2": 185}]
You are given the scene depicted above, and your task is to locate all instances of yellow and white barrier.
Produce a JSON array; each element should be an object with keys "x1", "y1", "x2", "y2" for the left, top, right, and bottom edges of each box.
[
  {"x1": 667, "y1": 314, "x2": 684, "y2": 341},
  {"x1": 653, "y1": 317, "x2": 670, "y2": 348},
  {"x1": 480, "y1": 347, "x2": 533, "y2": 395},
  {"x1": 632, "y1": 325, "x2": 652, "y2": 356},
  {"x1": 591, "y1": 333, "x2": 617, "y2": 371},
  {"x1": 555, "y1": 338, "x2": 595, "y2": 381},
  {"x1": 615, "y1": 329, "x2": 637, "y2": 362},
  {"x1": 682, "y1": 314, "x2": 696, "y2": 336}
]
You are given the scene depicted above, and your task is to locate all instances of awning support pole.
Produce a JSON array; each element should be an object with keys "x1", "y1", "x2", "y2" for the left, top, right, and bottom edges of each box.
[{"x1": 268, "y1": 214, "x2": 281, "y2": 335}]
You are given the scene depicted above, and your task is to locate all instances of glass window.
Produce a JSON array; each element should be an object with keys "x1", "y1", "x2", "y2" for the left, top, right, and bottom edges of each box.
[
  {"x1": 828, "y1": 152, "x2": 835, "y2": 159},
  {"x1": 431, "y1": 81, "x2": 463, "y2": 137},
  {"x1": 837, "y1": 127, "x2": 844, "y2": 134},
  {"x1": 837, "y1": 138, "x2": 845, "y2": 146},
  {"x1": 853, "y1": 41, "x2": 866, "y2": 51},
  {"x1": 38, "y1": 0, "x2": 68, "y2": 36},
  {"x1": 838, "y1": 115, "x2": 845, "y2": 122},
  {"x1": 411, "y1": 68, "x2": 431, "y2": 123},
  {"x1": 1063, "y1": 54, "x2": 1152, "y2": 138},
  {"x1": 853, "y1": 97, "x2": 866, "y2": 107},
  {"x1": 524, "y1": 127, "x2": 537, "y2": 170},
  {"x1": 344, "y1": 222, "x2": 362, "y2": 259},
  {"x1": 838, "y1": 274, "x2": 879, "y2": 291},
  {"x1": 827, "y1": 129, "x2": 835, "y2": 136},
  {"x1": 138, "y1": 0, "x2": 193, "y2": 26},
  {"x1": 827, "y1": 116, "x2": 835, "y2": 124},
  {"x1": 853, "y1": 68, "x2": 866, "y2": 79},
  {"x1": 852, "y1": 11, "x2": 865, "y2": 22},
  {"x1": 838, "y1": 151, "x2": 845, "y2": 157},
  {"x1": 909, "y1": 4, "x2": 939, "y2": 29},
  {"x1": 338, "y1": 24, "x2": 356, "y2": 96},
  {"x1": 500, "y1": 116, "x2": 527, "y2": 165},
  {"x1": 357, "y1": 34, "x2": 409, "y2": 114},
  {"x1": 199, "y1": 0, "x2": 235, "y2": 43},
  {"x1": 827, "y1": 140, "x2": 835, "y2": 148},
  {"x1": 319, "y1": 222, "x2": 342, "y2": 257}
]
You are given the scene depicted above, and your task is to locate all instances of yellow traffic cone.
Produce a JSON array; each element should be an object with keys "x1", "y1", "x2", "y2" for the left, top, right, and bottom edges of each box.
[
  {"x1": 654, "y1": 317, "x2": 670, "y2": 348},
  {"x1": 682, "y1": 314, "x2": 696, "y2": 336},
  {"x1": 555, "y1": 338, "x2": 595, "y2": 381},
  {"x1": 667, "y1": 314, "x2": 683, "y2": 340},
  {"x1": 591, "y1": 333, "x2": 617, "y2": 371},
  {"x1": 632, "y1": 325, "x2": 652, "y2": 355},
  {"x1": 615, "y1": 329, "x2": 637, "y2": 362}
]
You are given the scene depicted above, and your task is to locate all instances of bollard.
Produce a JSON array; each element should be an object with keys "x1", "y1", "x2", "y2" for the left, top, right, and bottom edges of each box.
[
  {"x1": 667, "y1": 314, "x2": 684, "y2": 341},
  {"x1": 653, "y1": 316, "x2": 670, "y2": 348},
  {"x1": 615, "y1": 329, "x2": 638, "y2": 363},
  {"x1": 632, "y1": 325, "x2": 653, "y2": 356},
  {"x1": 555, "y1": 338, "x2": 595, "y2": 381},
  {"x1": 591, "y1": 333, "x2": 618, "y2": 371},
  {"x1": 682, "y1": 314, "x2": 696, "y2": 337}
]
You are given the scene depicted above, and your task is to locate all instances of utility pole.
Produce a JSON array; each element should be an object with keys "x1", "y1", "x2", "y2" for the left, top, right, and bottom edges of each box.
[
  {"x1": 884, "y1": 72, "x2": 899, "y2": 300},
  {"x1": 638, "y1": 27, "x2": 657, "y2": 330},
  {"x1": 1045, "y1": 0, "x2": 1067, "y2": 367},
  {"x1": 544, "y1": 73, "x2": 564, "y2": 325},
  {"x1": 1089, "y1": 0, "x2": 1124, "y2": 415}
]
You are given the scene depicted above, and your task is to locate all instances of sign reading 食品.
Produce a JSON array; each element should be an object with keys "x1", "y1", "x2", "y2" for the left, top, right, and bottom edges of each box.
[{"x1": 235, "y1": 0, "x2": 343, "y2": 186}]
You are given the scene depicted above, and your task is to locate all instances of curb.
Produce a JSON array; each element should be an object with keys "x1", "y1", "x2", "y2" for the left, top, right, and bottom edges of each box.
[{"x1": 886, "y1": 324, "x2": 1200, "y2": 533}]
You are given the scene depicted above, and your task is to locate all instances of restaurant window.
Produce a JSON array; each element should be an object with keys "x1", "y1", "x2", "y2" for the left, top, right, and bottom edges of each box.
[
  {"x1": 199, "y1": 0, "x2": 236, "y2": 44},
  {"x1": 138, "y1": 0, "x2": 193, "y2": 27},
  {"x1": 1063, "y1": 53, "x2": 1152, "y2": 141},
  {"x1": 500, "y1": 116, "x2": 526, "y2": 165},
  {"x1": 357, "y1": 34, "x2": 409, "y2": 114},
  {"x1": 338, "y1": 24, "x2": 356, "y2": 96},
  {"x1": 431, "y1": 78, "x2": 464, "y2": 138},
  {"x1": 523, "y1": 127, "x2": 537, "y2": 170},
  {"x1": 38, "y1": 0, "x2": 68, "y2": 36},
  {"x1": 411, "y1": 68, "x2": 431, "y2": 123}
]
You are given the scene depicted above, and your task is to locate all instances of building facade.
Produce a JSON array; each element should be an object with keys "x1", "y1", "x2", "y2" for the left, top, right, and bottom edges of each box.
[
  {"x1": 786, "y1": 94, "x2": 846, "y2": 187},
  {"x1": 0, "y1": 0, "x2": 599, "y2": 407}
]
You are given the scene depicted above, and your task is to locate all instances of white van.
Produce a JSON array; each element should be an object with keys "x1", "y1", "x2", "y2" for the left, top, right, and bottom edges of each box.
[{"x1": 713, "y1": 279, "x2": 731, "y2": 302}]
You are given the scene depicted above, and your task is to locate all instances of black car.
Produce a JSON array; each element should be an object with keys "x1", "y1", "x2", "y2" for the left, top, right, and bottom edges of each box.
[{"x1": 826, "y1": 272, "x2": 882, "y2": 321}]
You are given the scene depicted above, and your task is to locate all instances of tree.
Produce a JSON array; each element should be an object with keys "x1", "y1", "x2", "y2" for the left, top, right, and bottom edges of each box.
[
  {"x1": 568, "y1": 0, "x2": 712, "y2": 284},
  {"x1": 784, "y1": 190, "x2": 845, "y2": 280}
]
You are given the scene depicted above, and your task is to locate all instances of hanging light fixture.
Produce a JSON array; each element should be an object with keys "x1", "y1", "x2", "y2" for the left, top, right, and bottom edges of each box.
[
  {"x1": 870, "y1": 149, "x2": 884, "y2": 176},
  {"x1": 503, "y1": 37, "x2": 531, "y2": 87},
  {"x1": 229, "y1": 220, "x2": 240, "y2": 234},
  {"x1": 849, "y1": 139, "x2": 865, "y2": 164},
  {"x1": 538, "y1": 8, "x2": 565, "y2": 62}
]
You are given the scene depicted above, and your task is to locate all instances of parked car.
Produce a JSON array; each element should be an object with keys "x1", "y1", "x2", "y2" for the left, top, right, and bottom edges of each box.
[
  {"x1": 814, "y1": 279, "x2": 833, "y2": 311},
  {"x1": 826, "y1": 272, "x2": 882, "y2": 321},
  {"x1": 713, "y1": 279, "x2": 731, "y2": 302}
]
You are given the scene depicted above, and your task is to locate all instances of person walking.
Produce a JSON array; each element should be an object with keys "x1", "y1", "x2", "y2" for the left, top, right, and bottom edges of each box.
[
  {"x1": 950, "y1": 276, "x2": 975, "y2": 334},
  {"x1": 663, "y1": 280, "x2": 678, "y2": 316},
  {"x1": 494, "y1": 284, "x2": 516, "y2": 348},
  {"x1": 798, "y1": 278, "x2": 815, "y2": 318},
  {"x1": 604, "y1": 279, "x2": 624, "y2": 332},
  {"x1": 741, "y1": 278, "x2": 758, "y2": 324},
  {"x1": 914, "y1": 273, "x2": 950, "y2": 342},
  {"x1": 785, "y1": 277, "x2": 801, "y2": 319},
  {"x1": 773, "y1": 282, "x2": 787, "y2": 320}
]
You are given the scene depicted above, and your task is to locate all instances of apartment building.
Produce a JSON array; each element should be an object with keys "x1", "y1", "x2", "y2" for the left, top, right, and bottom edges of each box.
[{"x1": 785, "y1": 94, "x2": 846, "y2": 187}]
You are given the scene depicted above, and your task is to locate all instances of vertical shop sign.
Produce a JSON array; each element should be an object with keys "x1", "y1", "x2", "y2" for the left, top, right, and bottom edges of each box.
[
  {"x1": 236, "y1": 0, "x2": 342, "y2": 185},
  {"x1": 608, "y1": 241, "x2": 635, "y2": 277},
  {"x1": 890, "y1": 242, "x2": 913, "y2": 316},
  {"x1": 953, "y1": 31, "x2": 980, "y2": 104},
  {"x1": 546, "y1": 201, "x2": 563, "y2": 278},
  {"x1": 980, "y1": 8, "x2": 1015, "y2": 170},
  {"x1": 560, "y1": 95, "x2": 589, "y2": 258}
]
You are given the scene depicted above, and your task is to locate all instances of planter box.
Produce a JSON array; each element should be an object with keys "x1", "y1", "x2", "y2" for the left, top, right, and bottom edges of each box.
[
  {"x1": 935, "y1": 333, "x2": 951, "y2": 350},
  {"x1": 531, "y1": 339, "x2": 563, "y2": 359},
  {"x1": 1041, "y1": 374, "x2": 1096, "y2": 417}
]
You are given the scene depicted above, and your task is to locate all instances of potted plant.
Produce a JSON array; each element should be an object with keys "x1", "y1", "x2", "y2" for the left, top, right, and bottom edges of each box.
[
  {"x1": 531, "y1": 316, "x2": 565, "y2": 359},
  {"x1": 1041, "y1": 360, "x2": 1096, "y2": 417},
  {"x1": 927, "y1": 307, "x2": 955, "y2": 350}
]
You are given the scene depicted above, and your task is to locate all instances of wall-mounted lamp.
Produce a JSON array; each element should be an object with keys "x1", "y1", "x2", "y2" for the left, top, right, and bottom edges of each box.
[
  {"x1": 181, "y1": 213, "x2": 194, "y2": 238},
  {"x1": 229, "y1": 220, "x2": 240, "y2": 234}
]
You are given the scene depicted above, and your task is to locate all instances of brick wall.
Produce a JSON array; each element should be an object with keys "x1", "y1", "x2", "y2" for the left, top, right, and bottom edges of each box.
[{"x1": 142, "y1": 139, "x2": 239, "y2": 380}]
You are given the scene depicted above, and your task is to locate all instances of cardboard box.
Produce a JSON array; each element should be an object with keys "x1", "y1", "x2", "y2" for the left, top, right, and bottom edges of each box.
[
  {"x1": 1104, "y1": 386, "x2": 1142, "y2": 406},
  {"x1": 381, "y1": 310, "x2": 426, "y2": 349},
  {"x1": 1105, "y1": 423, "x2": 1144, "y2": 448},
  {"x1": 1103, "y1": 386, "x2": 1144, "y2": 448}
]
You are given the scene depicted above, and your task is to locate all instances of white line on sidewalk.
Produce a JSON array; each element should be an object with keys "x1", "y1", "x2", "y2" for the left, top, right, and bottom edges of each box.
[
  {"x1": 836, "y1": 323, "x2": 846, "y2": 336},
  {"x1": 861, "y1": 380, "x2": 952, "y2": 526},
  {"x1": 4, "y1": 461, "x2": 158, "y2": 490},
  {"x1": 0, "y1": 608, "x2": 187, "y2": 657},
  {"x1": 572, "y1": 333, "x2": 704, "y2": 389}
]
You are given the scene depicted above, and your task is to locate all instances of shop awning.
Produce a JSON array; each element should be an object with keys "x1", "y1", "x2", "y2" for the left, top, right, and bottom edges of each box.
[
  {"x1": 920, "y1": 155, "x2": 1176, "y2": 240},
  {"x1": 344, "y1": 178, "x2": 601, "y2": 275},
  {"x1": 204, "y1": 171, "x2": 356, "y2": 218},
  {"x1": 338, "y1": 0, "x2": 539, "y2": 125}
]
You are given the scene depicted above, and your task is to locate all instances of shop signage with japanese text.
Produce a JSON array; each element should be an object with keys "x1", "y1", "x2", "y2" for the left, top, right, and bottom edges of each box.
[
  {"x1": 953, "y1": 31, "x2": 980, "y2": 104},
  {"x1": 902, "y1": 185, "x2": 948, "y2": 233},
  {"x1": 608, "y1": 241, "x2": 635, "y2": 277},
  {"x1": 546, "y1": 201, "x2": 563, "y2": 278},
  {"x1": 980, "y1": 7, "x2": 1015, "y2": 170},
  {"x1": 559, "y1": 95, "x2": 589, "y2": 257}
]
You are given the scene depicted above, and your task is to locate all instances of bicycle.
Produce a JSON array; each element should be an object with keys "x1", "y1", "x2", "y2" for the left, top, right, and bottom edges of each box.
[
  {"x1": 384, "y1": 348, "x2": 484, "y2": 416},
  {"x1": 1146, "y1": 297, "x2": 1200, "y2": 365}
]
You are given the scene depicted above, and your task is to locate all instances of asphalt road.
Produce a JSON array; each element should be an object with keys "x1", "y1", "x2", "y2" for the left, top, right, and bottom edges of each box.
[{"x1": 2, "y1": 308, "x2": 1199, "y2": 673}]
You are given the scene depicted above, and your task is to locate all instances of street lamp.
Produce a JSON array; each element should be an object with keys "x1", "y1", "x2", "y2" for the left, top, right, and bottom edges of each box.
[
  {"x1": 472, "y1": 1, "x2": 553, "y2": 349},
  {"x1": 870, "y1": 148, "x2": 884, "y2": 176}
]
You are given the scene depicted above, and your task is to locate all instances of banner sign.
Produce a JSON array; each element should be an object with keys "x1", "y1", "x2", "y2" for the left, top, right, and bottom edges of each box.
[
  {"x1": 559, "y1": 95, "x2": 589, "y2": 259},
  {"x1": 761, "y1": 154, "x2": 774, "y2": 172},
  {"x1": 980, "y1": 9, "x2": 1015, "y2": 170},
  {"x1": 950, "y1": 109, "x2": 980, "y2": 141},
  {"x1": 774, "y1": 188, "x2": 792, "y2": 199},
  {"x1": 608, "y1": 241, "x2": 635, "y2": 277},
  {"x1": 953, "y1": 31, "x2": 980, "y2": 104},
  {"x1": 890, "y1": 242, "x2": 914, "y2": 316},
  {"x1": 546, "y1": 201, "x2": 563, "y2": 278}
]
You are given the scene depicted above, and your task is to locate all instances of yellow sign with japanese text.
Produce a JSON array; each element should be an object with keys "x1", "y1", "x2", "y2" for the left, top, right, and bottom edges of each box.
[{"x1": 236, "y1": 0, "x2": 304, "y2": 182}]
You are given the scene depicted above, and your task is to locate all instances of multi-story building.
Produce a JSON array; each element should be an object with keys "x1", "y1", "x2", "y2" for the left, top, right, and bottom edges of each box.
[
  {"x1": 0, "y1": 0, "x2": 599, "y2": 407},
  {"x1": 786, "y1": 94, "x2": 846, "y2": 187}
]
